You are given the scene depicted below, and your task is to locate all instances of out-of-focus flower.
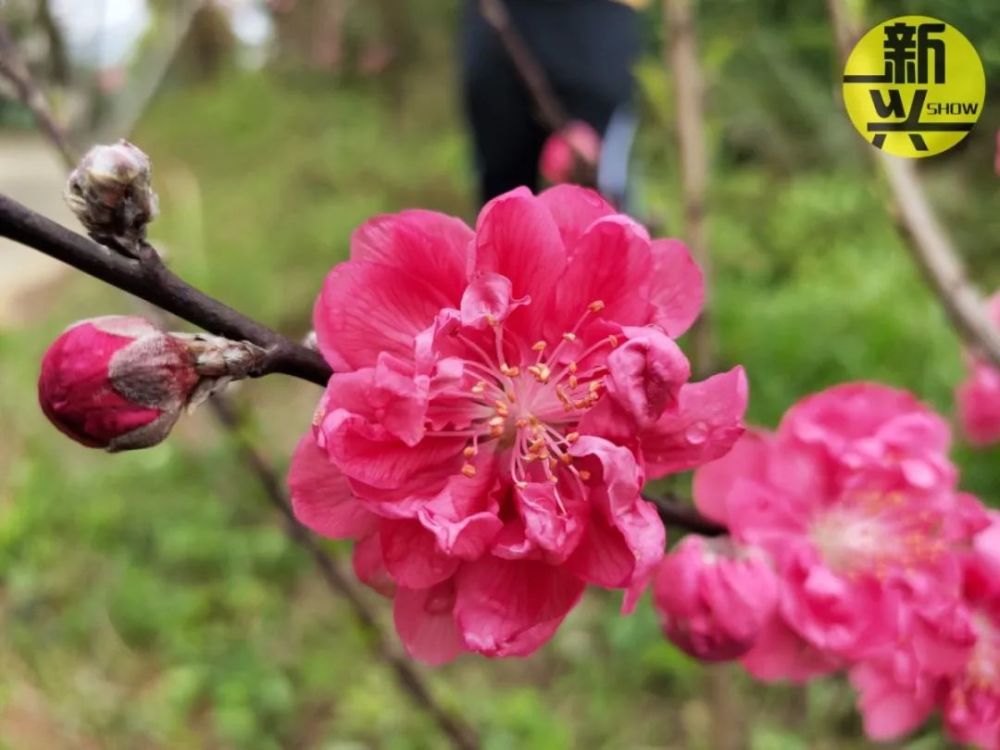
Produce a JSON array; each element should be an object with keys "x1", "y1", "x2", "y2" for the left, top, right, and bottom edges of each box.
[
  {"x1": 39, "y1": 316, "x2": 263, "y2": 451},
  {"x1": 958, "y1": 363, "x2": 1000, "y2": 446},
  {"x1": 849, "y1": 514, "x2": 1000, "y2": 748},
  {"x1": 65, "y1": 140, "x2": 158, "y2": 253},
  {"x1": 957, "y1": 292, "x2": 1000, "y2": 446},
  {"x1": 693, "y1": 383, "x2": 980, "y2": 684},
  {"x1": 290, "y1": 185, "x2": 747, "y2": 662},
  {"x1": 539, "y1": 121, "x2": 602, "y2": 185},
  {"x1": 653, "y1": 534, "x2": 777, "y2": 661}
]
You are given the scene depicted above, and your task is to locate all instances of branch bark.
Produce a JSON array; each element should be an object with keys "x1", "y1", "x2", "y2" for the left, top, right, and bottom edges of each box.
[
  {"x1": 0, "y1": 193, "x2": 331, "y2": 384},
  {"x1": 645, "y1": 492, "x2": 726, "y2": 537},
  {"x1": 664, "y1": 0, "x2": 714, "y2": 377},
  {"x1": 477, "y1": 0, "x2": 597, "y2": 185},
  {"x1": 208, "y1": 398, "x2": 480, "y2": 750},
  {"x1": 824, "y1": 0, "x2": 1000, "y2": 370}
]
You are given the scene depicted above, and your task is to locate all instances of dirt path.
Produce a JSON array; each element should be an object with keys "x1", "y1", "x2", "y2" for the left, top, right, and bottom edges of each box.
[{"x1": 0, "y1": 133, "x2": 72, "y2": 327}]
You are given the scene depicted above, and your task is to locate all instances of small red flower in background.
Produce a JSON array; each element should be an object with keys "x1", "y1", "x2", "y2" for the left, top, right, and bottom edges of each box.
[
  {"x1": 290, "y1": 185, "x2": 747, "y2": 662},
  {"x1": 539, "y1": 121, "x2": 602, "y2": 185},
  {"x1": 38, "y1": 316, "x2": 199, "y2": 451},
  {"x1": 957, "y1": 292, "x2": 1000, "y2": 446}
]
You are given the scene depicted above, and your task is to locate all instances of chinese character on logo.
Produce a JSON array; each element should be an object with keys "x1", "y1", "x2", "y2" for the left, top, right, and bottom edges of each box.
[{"x1": 843, "y1": 20, "x2": 971, "y2": 152}]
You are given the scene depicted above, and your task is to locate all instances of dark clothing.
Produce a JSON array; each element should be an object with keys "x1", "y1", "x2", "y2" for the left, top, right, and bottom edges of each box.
[{"x1": 460, "y1": 0, "x2": 640, "y2": 204}]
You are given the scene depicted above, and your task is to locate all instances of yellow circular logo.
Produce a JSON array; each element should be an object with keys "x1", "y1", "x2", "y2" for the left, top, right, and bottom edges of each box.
[{"x1": 842, "y1": 16, "x2": 985, "y2": 158}]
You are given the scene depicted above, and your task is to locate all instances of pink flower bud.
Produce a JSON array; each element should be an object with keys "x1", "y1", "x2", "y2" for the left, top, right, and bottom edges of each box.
[
  {"x1": 38, "y1": 316, "x2": 200, "y2": 451},
  {"x1": 539, "y1": 121, "x2": 601, "y2": 185},
  {"x1": 654, "y1": 535, "x2": 778, "y2": 662}
]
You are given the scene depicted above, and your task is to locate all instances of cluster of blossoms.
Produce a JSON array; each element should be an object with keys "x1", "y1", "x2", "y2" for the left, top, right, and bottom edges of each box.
[
  {"x1": 653, "y1": 382, "x2": 1000, "y2": 748},
  {"x1": 289, "y1": 185, "x2": 747, "y2": 662},
  {"x1": 33, "y1": 141, "x2": 998, "y2": 745},
  {"x1": 957, "y1": 291, "x2": 1000, "y2": 446}
]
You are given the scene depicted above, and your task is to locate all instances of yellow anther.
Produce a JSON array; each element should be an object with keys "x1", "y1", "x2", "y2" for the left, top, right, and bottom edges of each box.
[
  {"x1": 486, "y1": 313, "x2": 498, "y2": 327},
  {"x1": 568, "y1": 361, "x2": 578, "y2": 373},
  {"x1": 588, "y1": 300, "x2": 606, "y2": 313},
  {"x1": 549, "y1": 458, "x2": 559, "y2": 471},
  {"x1": 568, "y1": 375, "x2": 578, "y2": 389},
  {"x1": 579, "y1": 470, "x2": 591, "y2": 481},
  {"x1": 471, "y1": 381, "x2": 486, "y2": 394},
  {"x1": 488, "y1": 416, "x2": 505, "y2": 427},
  {"x1": 589, "y1": 380, "x2": 601, "y2": 392},
  {"x1": 506, "y1": 389, "x2": 517, "y2": 402},
  {"x1": 549, "y1": 474, "x2": 559, "y2": 484},
  {"x1": 527, "y1": 364, "x2": 551, "y2": 383},
  {"x1": 463, "y1": 446, "x2": 476, "y2": 458},
  {"x1": 562, "y1": 332, "x2": 577, "y2": 342},
  {"x1": 555, "y1": 386, "x2": 572, "y2": 406},
  {"x1": 515, "y1": 480, "x2": 528, "y2": 489},
  {"x1": 607, "y1": 335, "x2": 619, "y2": 347},
  {"x1": 560, "y1": 453, "x2": 572, "y2": 465},
  {"x1": 515, "y1": 418, "x2": 528, "y2": 428},
  {"x1": 461, "y1": 463, "x2": 477, "y2": 477},
  {"x1": 532, "y1": 340, "x2": 547, "y2": 352},
  {"x1": 566, "y1": 432, "x2": 580, "y2": 443}
]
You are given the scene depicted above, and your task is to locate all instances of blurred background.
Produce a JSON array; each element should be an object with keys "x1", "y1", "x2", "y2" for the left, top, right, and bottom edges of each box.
[{"x1": 0, "y1": 0, "x2": 998, "y2": 747}]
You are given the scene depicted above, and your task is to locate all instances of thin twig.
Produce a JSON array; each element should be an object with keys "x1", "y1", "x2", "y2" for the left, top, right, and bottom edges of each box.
[
  {"x1": 477, "y1": 0, "x2": 597, "y2": 185},
  {"x1": 644, "y1": 492, "x2": 727, "y2": 537},
  {"x1": 477, "y1": 0, "x2": 567, "y2": 132},
  {"x1": 824, "y1": 0, "x2": 1000, "y2": 370},
  {"x1": 208, "y1": 398, "x2": 480, "y2": 750},
  {"x1": 664, "y1": 0, "x2": 714, "y2": 377},
  {"x1": 0, "y1": 23, "x2": 75, "y2": 164}
]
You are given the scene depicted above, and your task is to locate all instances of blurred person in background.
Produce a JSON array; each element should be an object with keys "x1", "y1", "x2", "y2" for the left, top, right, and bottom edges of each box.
[{"x1": 460, "y1": 0, "x2": 645, "y2": 205}]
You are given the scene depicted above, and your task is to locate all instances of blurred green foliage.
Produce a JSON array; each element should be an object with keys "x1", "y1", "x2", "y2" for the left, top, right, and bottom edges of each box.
[{"x1": 2, "y1": 1, "x2": 999, "y2": 747}]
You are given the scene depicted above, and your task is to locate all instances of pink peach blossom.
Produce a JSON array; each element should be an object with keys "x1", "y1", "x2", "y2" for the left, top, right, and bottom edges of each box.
[
  {"x1": 653, "y1": 535, "x2": 778, "y2": 661},
  {"x1": 539, "y1": 121, "x2": 602, "y2": 185},
  {"x1": 942, "y1": 536, "x2": 1000, "y2": 748},
  {"x1": 290, "y1": 186, "x2": 746, "y2": 662},
  {"x1": 957, "y1": 292, "x2": 1000, "y2": 446},
  {"x1": 694, "y1": 383, "x2": 973, "y2": 683},
  {"x1": 848, "y1": 514, "x2": 1000, "y2": 747}
]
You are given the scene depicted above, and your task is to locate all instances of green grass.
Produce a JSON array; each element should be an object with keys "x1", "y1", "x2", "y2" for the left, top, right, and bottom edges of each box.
[{"x1": 1, "y1": 58, "x2": 998, "y2": 749}]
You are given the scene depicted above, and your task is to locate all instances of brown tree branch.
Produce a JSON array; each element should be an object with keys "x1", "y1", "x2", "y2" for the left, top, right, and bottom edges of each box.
[
  {"x1": 477, "y1": 0, "x2": 568, "y2": 132},
  {"x1": 0, "y1": 193, "x2": 331, "y2": 384},
  {"x1": 477, "y1": 0, "x2": 597, "y2": 186},
  {"x1": 644, "y1": 492, "x2": 726, "y2": 537},
  {"x1": 824, "y1": 0, "x2": 1000, "y2": 370},
  {"x1": 664, "y1": 0, "x2": 714, "y2": 377},
  {"x1": 208, "y1": 398, "x2": 480, "y2": 750}
]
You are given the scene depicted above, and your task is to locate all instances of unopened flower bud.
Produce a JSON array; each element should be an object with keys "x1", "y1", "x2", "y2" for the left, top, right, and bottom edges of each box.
[
  {"x1": 38, "y1": 316, "x2": 264, "y2": 452},
  {"x1": 653, "y1": 535, "x2": 778, "y2": 662},
  {"x1": 64, "y1": 140, "x2": 159, "y2": 253}
]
